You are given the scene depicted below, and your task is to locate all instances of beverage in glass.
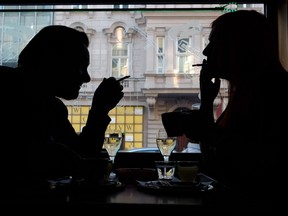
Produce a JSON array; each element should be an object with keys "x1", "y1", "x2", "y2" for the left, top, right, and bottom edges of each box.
[
  {"x1": 156, "y1": 128, "x2": 177, "y2": 162},
  {"x1": 103, "y1": 129, "x2": 123, "y2": 180}
]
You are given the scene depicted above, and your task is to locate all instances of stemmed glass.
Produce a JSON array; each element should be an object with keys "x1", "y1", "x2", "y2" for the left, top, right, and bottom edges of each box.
[
  {"x1": 156, "y1": 128, "x2": 177, "y2": 162},
  {"x1": 103, "y1": 129, "x2": 123, "y2": 180}
]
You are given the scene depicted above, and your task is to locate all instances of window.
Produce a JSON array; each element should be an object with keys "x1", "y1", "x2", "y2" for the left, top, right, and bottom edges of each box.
[
  {"x1": 114, "y1": 4, "x2": 129, "y2": 9},
  {"x1": 177, "y1": 37, "x2": 191, "y2": 73},
  {"x1": 108, "y1": 106, "x2": 144, "y2": 150},
  {"x1": 111, "y1": 27, "x2": 129, "y2": 78},
  {"x1": 112, "y1": 43, "x2": 129, "y2": 78},
  {"x1": 67, "y1": 106, "x2": 89, "y2": 132},
  {"x1": 156, "y1": 37, "x2": 165, "y2": 74},
  {"x1": 0, "y1": 5, "x2": 53, "y2": 66},
  {"x1": 108, "y1": 26, "x2": 131, "y2": 78},
  {"x1": 0, "y1": 3, "x2": 267, "y2": 152},
  {"x1": 72, "y1": 5, "x2": 88, "y2": 9},
  {"x1": 67, "y1": 105, "x2": 144, "y2": 150}
]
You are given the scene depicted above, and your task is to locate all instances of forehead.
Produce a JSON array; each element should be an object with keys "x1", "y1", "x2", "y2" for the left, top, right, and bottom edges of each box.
[
  {"x1": 208, "y1": 26, "x2": 220, "y2": 42},
  {"x1": 208, "y1": 22, "x2": 230, "y2": 43},
  {"x1": 208, "y1": 26, "x2": 215, "y2": 41},
  {"x1": 65, "y1": 44, "x2": 90, "y2": 64}
]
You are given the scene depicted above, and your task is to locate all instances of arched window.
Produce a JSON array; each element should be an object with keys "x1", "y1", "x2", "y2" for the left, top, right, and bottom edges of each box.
[
  {"x1": 112, "y1": 26, "x2": 129, "y2": 78},
  {"x1": 75, "y1": 26, "x2": 84, "y2": 32},
  {"x1": 115, "y1": 26, "x2": 125, "y2": 42}
]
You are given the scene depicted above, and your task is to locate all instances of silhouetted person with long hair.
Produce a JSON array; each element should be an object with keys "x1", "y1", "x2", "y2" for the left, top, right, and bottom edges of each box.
[
  {"x1": 164, "y1": 10, "x2": 288, "y2": 212},
  {"x1": 1, "y1": 25, "x2": 125, "y2": 188}
]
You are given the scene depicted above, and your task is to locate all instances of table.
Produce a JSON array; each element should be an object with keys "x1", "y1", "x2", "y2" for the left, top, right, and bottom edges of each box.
[
  {"x1": 59, "y1": 177, "x2": 282, "y2": 213},
  {"x1": 68, "y1": 184, "x2": 206, "y2": 212},
  {"x1": 60, "y1": 173, "x2": 232, "y2": 212},
  {"x1": 4, "y1": 173, "x2": 279, "y2": 213}
]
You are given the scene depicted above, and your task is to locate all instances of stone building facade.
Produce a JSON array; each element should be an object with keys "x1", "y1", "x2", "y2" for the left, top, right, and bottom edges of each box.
[{"x1": 0, "y1": 4, "x2": 264, "y2": 150}]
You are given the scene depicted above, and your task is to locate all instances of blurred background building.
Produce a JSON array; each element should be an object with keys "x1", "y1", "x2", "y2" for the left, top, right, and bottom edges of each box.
[{"x1": 0, "y1": 3, "x2": 264, "y2": 150}]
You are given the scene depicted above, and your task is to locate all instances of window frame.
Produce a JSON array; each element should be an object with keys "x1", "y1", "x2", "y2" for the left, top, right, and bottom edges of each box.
[{"x1": 0, "y1": 1, "x2": 276, "y2": 157}]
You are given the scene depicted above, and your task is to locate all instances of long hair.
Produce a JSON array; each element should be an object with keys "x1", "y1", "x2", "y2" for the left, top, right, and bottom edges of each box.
[{"x1": 214, "y1": 10, "x2": 286, "y2": 129}]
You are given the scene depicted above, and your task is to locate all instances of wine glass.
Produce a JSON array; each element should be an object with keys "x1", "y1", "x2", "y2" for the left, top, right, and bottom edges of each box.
[
  {"x1": 103, "y1": 129, "x2": 123, "y2": 180},
  {"x1": 156, "y1": 128, "x2": 177, "y2": 162}
]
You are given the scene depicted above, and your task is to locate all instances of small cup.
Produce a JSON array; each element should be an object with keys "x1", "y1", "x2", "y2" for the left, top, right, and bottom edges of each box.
[
  {"x1": 155, "y1": 161, "x2": 176, "y2": 180},
  {"x1": 177, "y1": 161, "x2": 199, "y2": 182}
]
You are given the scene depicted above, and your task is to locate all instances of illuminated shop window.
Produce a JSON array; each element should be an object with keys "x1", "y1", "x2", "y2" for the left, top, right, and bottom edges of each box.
[{"x1": 67, "y1": 105, "x2": 144, "y2": 150}]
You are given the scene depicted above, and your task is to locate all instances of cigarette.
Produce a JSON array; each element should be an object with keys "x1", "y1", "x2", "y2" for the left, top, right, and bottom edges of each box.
[
  {"x1": 192, "y1": 64, "x2": 204, "y2": 67},
  {"x1": 117, "y1": 75, "x2": 131, "y2": 82}
]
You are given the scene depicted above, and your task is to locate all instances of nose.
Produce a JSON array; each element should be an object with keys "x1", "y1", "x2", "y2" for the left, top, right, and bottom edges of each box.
[{"x1": 202, "y1": 43, "x2": 210, "y2": 56}]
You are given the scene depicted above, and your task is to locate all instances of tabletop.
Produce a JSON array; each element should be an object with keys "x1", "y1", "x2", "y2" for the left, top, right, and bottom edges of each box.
[
  {"x1": 45, "y1": 173, "x2": 227, "y2": 212},
  {"x1": 3, "y1": 172, "x2": 278, "y2": 213}
]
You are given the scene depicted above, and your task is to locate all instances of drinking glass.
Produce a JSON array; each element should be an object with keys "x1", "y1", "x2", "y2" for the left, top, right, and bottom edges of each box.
[
  {"x1": 103, "y1": 129, "x2": 123, "y2": 180},
  {"x1": 155, "y1": 160, "x2": 176, "y2": 180},
  {"x1": 156, "y1": 128, "x2": 177, "y2": 162},
  {"x1": 177, "y1": 161, "x2": 199, "y2": 182}
]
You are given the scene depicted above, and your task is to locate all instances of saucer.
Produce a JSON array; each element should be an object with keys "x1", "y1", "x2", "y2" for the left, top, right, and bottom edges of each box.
[{"x1": 137, "y1": 173, "x2": 216, "y2": 196}]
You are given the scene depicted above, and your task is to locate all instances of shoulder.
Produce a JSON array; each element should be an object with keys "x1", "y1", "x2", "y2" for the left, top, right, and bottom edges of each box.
[
  {"x1": 0, "y1": 66, "x2": 18, "y2": 91},
  {"x1": 277, "y1": 70, "x2": 288, "y2": 91},
  {"x1": 270, "y1": 68, "x2": 288, "y2": 92},
  {"x1": 0, "y1": 65, "x2": 15, "y2": 76},
  {"x1": 0, "y1": 65, "x2": 14, "y2": 71},
  {"x1": 283, "y1": 70, "x2": 288, "y2": 81}
]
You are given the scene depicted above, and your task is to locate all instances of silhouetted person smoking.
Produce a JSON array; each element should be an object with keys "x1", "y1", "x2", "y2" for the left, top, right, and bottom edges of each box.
[
  {"x1": 1, "y1": 25, "x2": 125, "y2": 185},
  {"x1": 163, "y1": 10, "x2": 288, "y2": 212}
]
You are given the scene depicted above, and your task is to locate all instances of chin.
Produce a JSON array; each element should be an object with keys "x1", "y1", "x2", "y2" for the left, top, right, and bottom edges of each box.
[{"x1": 58, "y1": 92, "x2": 79, "y2": 100}]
